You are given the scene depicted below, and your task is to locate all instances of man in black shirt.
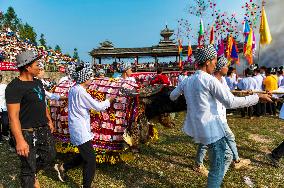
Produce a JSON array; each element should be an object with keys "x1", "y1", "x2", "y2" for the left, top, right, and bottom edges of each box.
[{"x1": 5, "y1": 50, "x2": 56, "y2": 188}]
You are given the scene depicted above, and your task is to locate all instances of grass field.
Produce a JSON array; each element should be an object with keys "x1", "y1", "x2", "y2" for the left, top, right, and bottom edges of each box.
[{"x1": 0, "y1": 113, "x2": 284, "y2": 188}]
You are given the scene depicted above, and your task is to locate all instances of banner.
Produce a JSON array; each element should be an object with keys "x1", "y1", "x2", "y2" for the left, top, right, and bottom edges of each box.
[{"x1": 0, "y1": 62, "x2": 18, "y2": 71}]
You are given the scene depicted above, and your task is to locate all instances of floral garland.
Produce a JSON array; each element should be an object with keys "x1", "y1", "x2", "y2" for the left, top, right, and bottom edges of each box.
[{"x1": 50, "y1": 78, "x2": 139, "y2": 164}]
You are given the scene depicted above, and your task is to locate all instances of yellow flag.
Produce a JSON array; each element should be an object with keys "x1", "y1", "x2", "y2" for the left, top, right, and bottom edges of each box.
[{"x1": 259, "y1": 6, "x2": 272, "y2": 45}]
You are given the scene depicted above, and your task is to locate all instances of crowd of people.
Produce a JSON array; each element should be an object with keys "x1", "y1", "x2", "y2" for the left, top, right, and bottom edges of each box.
[
  {"x1": 1, "y1": 25, "x2": 284, "y2": 187},
  {"x1": 0, "y1": 27, "x2": 74, "y2": 66}
]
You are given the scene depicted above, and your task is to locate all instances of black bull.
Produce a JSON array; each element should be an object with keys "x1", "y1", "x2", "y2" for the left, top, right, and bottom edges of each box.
[{"x1": 141, "y1": 86, "x2": 187, "y2": 120}]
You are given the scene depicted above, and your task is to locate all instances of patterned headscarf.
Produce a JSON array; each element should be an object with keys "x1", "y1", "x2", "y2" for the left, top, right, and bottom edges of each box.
[
  {"x1": 215, "y1": 56, "x2": 228, "y2": 72},
  {"x1": 121, "y1": 62, "x2": 132, "y2": 72},
  {"x1": 66, "y1": 64, "x2": 76, "y2": 77},
  {"x1": 73, "y1": 65, "x2": 94, "y2": 84},
  {"x1": 195, "y1": 44, "x2": 217, "y2": 65}
]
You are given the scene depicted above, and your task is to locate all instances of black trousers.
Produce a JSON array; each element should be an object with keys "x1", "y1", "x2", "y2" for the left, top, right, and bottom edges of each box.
[
  {"x1": 0, "y1": 111, "x2": 9, "y2": 140},
  {"x1": 241, "y1": 106, "x2": 254, "y2": 117},
  {"x1": 272, "y1": 141, "x2": 284, "y2": 160},
  {"x1": 19, "y1": 126, "x2": 56, "y2": 188},
  {"x1": 254, "y1": 103, "x2": 266, "y2": 116},
  {"x1": 63, "y1": 140, "x2": 96, "y2": 188},
  {"x1": 267, "y1": 102, "x2": 276, "y2": 115}
]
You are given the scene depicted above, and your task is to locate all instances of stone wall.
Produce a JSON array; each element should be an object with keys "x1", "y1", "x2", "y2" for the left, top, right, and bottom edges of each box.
[{"x1": 1, "y1": 71, "x2": 65, "y2": 84}]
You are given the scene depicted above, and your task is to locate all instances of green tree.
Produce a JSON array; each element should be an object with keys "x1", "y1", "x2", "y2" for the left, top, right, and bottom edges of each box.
[
  {"x1": 3, "y1": 7, "x2": 20, "y2": 31},
  {"x1": 73, "y1": 48, "x2": 79, "y2": 60},
  {"x1": 54, "y1": 45, "x2": 62, "y2": 53},
  {"x1": 0, "y1": 11, "x2": 4, "y2": 29},
  {"x1": 18, "y1": 23, "x2": 37, "y2": 44},
  {"x1": 39, "y1": 33, "x2": 47, "y2": 48}
]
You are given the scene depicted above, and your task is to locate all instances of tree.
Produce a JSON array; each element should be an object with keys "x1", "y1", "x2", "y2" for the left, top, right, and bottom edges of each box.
[
  {"x1": 65, "y1": 53, "x2": 71, "y2": 57},
  {"x1": 18, "y1": 23, "x2": 37, "y2": 45},
  {"x1": 3, "y1": 7, "x2": 20, "y2": 31},
  {"x1": 0, "y1": 11, "x2": 4, "y2": 29},
  {"x1": 54, "y1": 45, "x2": 62, "y2": 53},
  {"x1": 39, "y1": 33, "x2": 47, "y2": 48},
  {"x1": 73, "y1": 48, "x2": 79, "y2": 60}
]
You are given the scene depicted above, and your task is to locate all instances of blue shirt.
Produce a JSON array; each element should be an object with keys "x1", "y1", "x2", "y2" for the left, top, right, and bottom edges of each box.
[{"x1": 237, "y1": 77, "x2": 258, "y2": 90}]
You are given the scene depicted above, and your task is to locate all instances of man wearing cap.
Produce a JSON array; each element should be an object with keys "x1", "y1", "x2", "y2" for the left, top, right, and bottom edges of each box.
[
  {"x1": 121, "y1": 62, "x2": 136, "y2": 82},
  {"x1": 169, "y1": 45, "x2": 272, "y2": 187},
  {"x1": 54, "y1": 64, "x2": 114, "y2": 188},
  {"x1": 194, "y1": 56, "x2": 251, "y2": 177},
  {"x1": 5, "y1": 50, "x2": 56, "y2": 188}
]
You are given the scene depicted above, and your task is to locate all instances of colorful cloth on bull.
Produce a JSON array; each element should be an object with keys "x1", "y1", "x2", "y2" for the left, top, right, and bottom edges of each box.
[{"x1": 50, "y1": 77, "x2": 139, "y2": 154}]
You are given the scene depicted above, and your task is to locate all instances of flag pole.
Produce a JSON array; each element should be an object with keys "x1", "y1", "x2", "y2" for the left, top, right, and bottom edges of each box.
[
  {"x1": 257, "y1": 36, "x2": 261, "y2": 64},
  {"x1": 258, "y1": 0, "x2": 266, "y2": 64}
]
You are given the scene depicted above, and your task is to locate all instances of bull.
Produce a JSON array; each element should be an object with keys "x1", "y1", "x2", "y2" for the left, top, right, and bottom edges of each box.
[{"x1": 49, "y1": 77, "x2": 186, "y2": 163}]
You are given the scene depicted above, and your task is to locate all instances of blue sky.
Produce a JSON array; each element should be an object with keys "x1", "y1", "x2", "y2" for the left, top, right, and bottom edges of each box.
[{"x1": 1, "y1": 0, "x2": 244, "y2": 62}]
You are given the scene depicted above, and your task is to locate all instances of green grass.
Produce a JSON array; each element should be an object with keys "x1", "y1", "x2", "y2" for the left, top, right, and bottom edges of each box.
[{"x1": 1, "y1": 113, "x2": 284, "y2": 188}]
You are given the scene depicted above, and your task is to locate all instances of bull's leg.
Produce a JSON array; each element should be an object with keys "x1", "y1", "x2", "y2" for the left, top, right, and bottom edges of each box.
[{"x1": 138, "y1": 115, "x2": 150, "y2": 143}]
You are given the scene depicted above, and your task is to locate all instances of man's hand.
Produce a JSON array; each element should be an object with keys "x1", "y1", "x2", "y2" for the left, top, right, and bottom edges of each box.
[
  {"x1": 16, "y1": 139, "x2": 29, "y2": 157},
  {"x1": 48, "y1": 120, "x2": 55, "y2": 133},
  {"x1": 258, "y1": 93, "x2": 273, "y2": 103}
]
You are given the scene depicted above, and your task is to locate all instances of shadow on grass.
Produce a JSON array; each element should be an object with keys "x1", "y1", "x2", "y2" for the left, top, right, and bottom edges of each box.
[{"x1": 97, "y1": 162, "x2": 177, "y2": 188}]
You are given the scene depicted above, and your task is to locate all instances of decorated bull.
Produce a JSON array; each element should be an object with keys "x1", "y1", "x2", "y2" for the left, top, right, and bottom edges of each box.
[{"x1": 50, "y1": 77, "x2": 186, "y2": 163}]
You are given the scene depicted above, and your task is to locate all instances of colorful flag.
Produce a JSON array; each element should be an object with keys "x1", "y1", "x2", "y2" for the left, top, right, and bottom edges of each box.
[
  {"x1": 178, "y1": 39, "x2": 183, "y2": 68},
  {"x1": 198, "y1": 18, "x2": 204, "y2": 47},
  {"x1": 210, "y1": 26, "x2": 214, "y2": 44},
  {"x1": 245, "y1": 28, "x2": 253, "y2": 64},
  {"x1": 187, "y1": 42, "x2": 192, "y2": 58},
  {"x1": 230, "y1": 41, "x2": 239, "y2": 65},
  {"x1": 187, "y1": 42, "x2": 192, "y2": 61},
  {"x1": 259, "y1": 6, "x2": 272, "y2": 45},
  {"x1": 217, "y1": 39, "x2": 224, "y2": 57},
  {"x1": 243, "y1": 19, "x2": 250, "y2": 36},
  {"x1": 226, "y1": 35, "x2": 233, "y2": 58}
]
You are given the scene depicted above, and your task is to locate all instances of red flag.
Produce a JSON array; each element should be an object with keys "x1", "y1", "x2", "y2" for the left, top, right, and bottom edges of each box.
[{"x1": 210, "y1": 26, "x2": 214, "y2": 44}]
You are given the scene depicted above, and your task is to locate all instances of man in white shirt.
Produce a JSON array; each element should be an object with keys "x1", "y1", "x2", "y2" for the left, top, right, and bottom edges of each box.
[
  {"x1": 237, "y1": 68, "x2": 258, "y2": 118},
  {"x1": 54, "y1": 65, "x2": 114, "y2": 188},
  {"x1": 0, "y1": 74, "x2": 9, "y2": 143},
  {"x1": 170, "y1": 45, "x2": 271, "y2": 188},
  {"x1": 253, "y1": 67, "x2": 266, "y2": 116},
  {"x1": 194, "y1": 56, "x2": 251, "y2": 176}
]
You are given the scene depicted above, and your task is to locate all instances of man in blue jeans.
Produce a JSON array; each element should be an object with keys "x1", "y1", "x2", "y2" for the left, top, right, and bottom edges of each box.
[
  {"x1": 170, "y1": 45, "x2": 272, "y2": 188},
  {"x1": 194, "y1": 56, "x2": 251, "y2": 176}
]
